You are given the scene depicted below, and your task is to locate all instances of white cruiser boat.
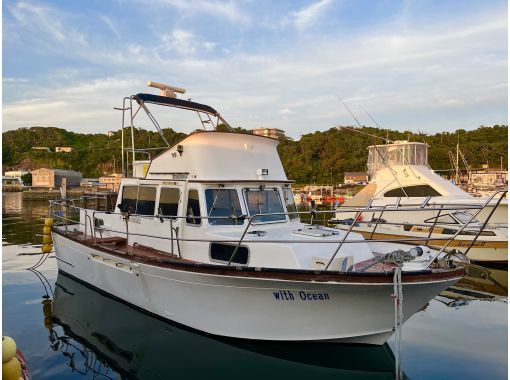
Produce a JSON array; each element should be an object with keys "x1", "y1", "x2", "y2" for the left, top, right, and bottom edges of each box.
[
  {"x1": 333, "y1": 141, "x2": 507, "y2": 227},
  {"x1": 334, "y1": 209, "x2": 507, "y2": 264},
  {"x1": 50, "y1": 82, "x2": 464, "y2": 345}
]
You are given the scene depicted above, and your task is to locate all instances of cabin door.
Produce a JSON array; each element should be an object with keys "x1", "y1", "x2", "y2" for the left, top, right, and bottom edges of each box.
[{"x1": 157, "y1": 185, "x2": 184, "y2": 256}]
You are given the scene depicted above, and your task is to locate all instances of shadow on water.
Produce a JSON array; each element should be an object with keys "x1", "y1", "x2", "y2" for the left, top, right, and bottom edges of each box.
[{"x1": 40, "y1": 272, "x2": 402, "y2": 380}]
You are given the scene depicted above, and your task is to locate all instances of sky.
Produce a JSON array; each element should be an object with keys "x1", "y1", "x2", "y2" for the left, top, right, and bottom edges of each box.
[{"x1": 2, "y1": 0, "x2": 508, "y2": 138}]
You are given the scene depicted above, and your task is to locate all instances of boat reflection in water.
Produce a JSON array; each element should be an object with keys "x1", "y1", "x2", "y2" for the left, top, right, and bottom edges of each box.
[
  {"x1": 436, "y1": 264, "x2": 507, "y2": 308},
  {"x1": 45, "y1": 273, "x2": 402, "y2": 379}
]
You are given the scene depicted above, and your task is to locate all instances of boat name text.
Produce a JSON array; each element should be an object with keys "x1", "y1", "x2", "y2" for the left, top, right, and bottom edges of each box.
[{"x1": 273, "y1": 290, "x2": 329, "y2": 301}]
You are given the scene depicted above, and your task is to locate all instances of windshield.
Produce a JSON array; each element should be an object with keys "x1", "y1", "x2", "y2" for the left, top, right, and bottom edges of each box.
[
  {"x1": 452, "y1": 211, "x2": 478, "y2": 224},
  {"x1": 205, "y1": 189, "x2": 244, "y2": 225},
  {"x1": 243, "y1": 189, "x2": 286, "y2": 223}
]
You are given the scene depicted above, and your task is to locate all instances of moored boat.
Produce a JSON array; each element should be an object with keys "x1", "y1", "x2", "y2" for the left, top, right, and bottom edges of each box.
[
  {"x1": 333, "y1": 140, "x2": 508, "y2": 227},
  {"x1": 332, "y1": 207, "x2": 508, "y2": 264},
  {"x1": 50, "y1": 82, "x2": 464, "y2": 345}
]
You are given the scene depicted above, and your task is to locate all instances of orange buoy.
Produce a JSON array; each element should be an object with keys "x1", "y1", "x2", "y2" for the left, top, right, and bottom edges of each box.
[
  {"x1": 44, "y1": 218, "x2": 54, "y2": 226},
  {"x1": 42, "y1": 226, "x2": 51, "y2": 235},
  {"x1": 42, "y1": 235, "x2": 53, "y2": 244}
]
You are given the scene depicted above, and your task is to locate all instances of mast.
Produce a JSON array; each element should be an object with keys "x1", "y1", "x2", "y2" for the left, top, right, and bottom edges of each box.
[{"x1": 455, "y1": 132, "x2": 460, "y2": 184}]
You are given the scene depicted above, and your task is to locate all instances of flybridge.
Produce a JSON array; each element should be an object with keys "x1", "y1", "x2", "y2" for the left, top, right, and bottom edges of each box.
[
  {"x1": 117, "y1": 81, "x2": 233, "y2": 178},
  {"x1": 367, "y1": 141, "x2": 429, "y2": 178}
]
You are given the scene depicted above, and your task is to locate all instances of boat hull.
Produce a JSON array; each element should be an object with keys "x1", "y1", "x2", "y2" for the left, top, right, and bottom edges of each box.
[{"x1": 53, "y1": 232, "x2": 461, "y2": 345}]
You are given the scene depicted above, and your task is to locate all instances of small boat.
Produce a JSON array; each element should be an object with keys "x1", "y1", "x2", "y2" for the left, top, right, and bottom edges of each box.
[{"x1": 50, "y1": 81, "x2": 464, "y2": 345}]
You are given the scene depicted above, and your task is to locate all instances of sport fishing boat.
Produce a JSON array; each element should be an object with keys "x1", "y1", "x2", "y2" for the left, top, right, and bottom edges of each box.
[
  {"x1": 50, "y1": 81, "x2": 464, "y2": 345},
  {"x1": 332, "y1": 140, "x2": 507, "y2": 227}
]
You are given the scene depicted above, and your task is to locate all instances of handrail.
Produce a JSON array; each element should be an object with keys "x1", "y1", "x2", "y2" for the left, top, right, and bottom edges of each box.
[
  {"x1": 48, "y1": 191, "x2": 506, "y2": 269},
  {"x1": 49, "y1": 198, "x2": 494, "y2": 216},
  {"x1": 462, "y1": 191, "x2": 507, "y2": 256},
  {"x1": 227, "y1": 215, "x2": 256, "y2": 265},
  {"x1": 425, "y1": 191, "x2": 506, "y2": 269},
  {"x1": 324, "y1": 203, "x2": 370, "y2": 271}
]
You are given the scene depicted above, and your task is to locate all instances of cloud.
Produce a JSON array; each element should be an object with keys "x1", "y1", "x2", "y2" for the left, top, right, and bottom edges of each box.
[
  {"x1": 8, "y1": 1, "x2": 87, "y2": 46},
  {"x1": 100, "y1": 15, "x2": 121, "y2": 39},
  {"x1": 3, "y1": 78, "x2": 29, "y2": 83},
  {"x1": 158, "y1": 0, "x2": 250, "y2": 24},
  {"x1": 159, "y1": 29, "x2": 218, "y2": 56},
  {"x1": 284, "y1": 0, "x2": 333, "y2": 30},
  {"x1": 3, "y1": 1, "x2": 507, "y2": 138}
]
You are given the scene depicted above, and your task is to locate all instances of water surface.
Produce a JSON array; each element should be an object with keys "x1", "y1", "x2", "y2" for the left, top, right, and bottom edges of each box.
[{"x1": 2, "y1": 192, "x2": 508, "y2": 379}]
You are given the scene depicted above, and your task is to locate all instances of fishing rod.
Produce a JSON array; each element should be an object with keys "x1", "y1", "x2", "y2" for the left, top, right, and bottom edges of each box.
[
  {"x1": 336, "y1": 96, "x2": 392, "y2": 143},
  {"x1": 358, "y1": 104, "x2": 383, "y2": 130}
]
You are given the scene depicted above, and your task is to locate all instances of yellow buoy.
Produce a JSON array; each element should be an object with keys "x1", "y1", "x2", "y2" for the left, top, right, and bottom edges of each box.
[
  {"x1": 41, "y1": 244, "x2": 53, "y2": 254},
  {"x1": 2, "y1": 357, "x2": 21, "y2": 380},
  {"x1": 42, "y1": 226, "x2": 51, "y2": 235},
  {"x1": 2, "y1": 337, "x2": 16, "y2": 363},
  {"x1": 44, "y1": 218, "x2": 54, "y2": 226},
  {"x1": 42, "y1": 235, "x2": 53, "y2": 244}
]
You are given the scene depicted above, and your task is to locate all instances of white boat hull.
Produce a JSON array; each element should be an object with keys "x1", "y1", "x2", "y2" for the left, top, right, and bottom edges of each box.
[{"x1": 53, "y1": 232, "x2": 460, "y2": 345}]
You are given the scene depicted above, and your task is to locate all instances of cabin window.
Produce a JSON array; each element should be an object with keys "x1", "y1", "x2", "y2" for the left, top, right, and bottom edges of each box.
[
  {"x1": 210, "y1": 243, "x2": 249, "y2": 265},
  {"x1": 452, "y1": 211, "x2": 478, "y2": 224},
  {"x1": 205, "y1": 189, "x2": 243, "y2": 225},
  {"x1": 425, "y1": 214, "x2": 457, "y2": 224},
  {"x1": 186, "y1": 189, "x2": 201, "y2": 225},
  {"x1": 243, "y1": 188, "x2": 286, "y2": 223},
  {"x1": 137, "y1": 187, "x2": 157, "y2": 215},
  {"x1": 159, "y1": 188, "x2": 180, "y2": 218},
  {"x1": 282, "y1": 187, "x2": 299, "y2": 220},
  {"x1": 121, "y1": 186, "x2": 138, "y2": 213},
  {"x1": 120, "y1": 186, "x2": 157, "y2": 215},
  {"x1": 383, "y1": 185, "x2": 442, "y2": 197}
]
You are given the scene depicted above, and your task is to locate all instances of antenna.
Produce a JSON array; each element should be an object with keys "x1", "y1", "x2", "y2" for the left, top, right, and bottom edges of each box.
[
  {"x1": 339, "y1": 126, "x2": 390, "y2": 142},
  {"x1": 358, "y1": 104, "x2": 382, "y2": 129},
  {"x1": 337, "y1": 96, "x2": 364, "y2": 129},
  {"x1": 147, "y1": 81, "x2": 186, "y2": 98}
]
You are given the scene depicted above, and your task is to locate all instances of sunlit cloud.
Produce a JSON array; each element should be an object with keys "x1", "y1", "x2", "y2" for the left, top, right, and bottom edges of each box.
[{"x1": 3, "y1": 1, "x2": 507, "y2": 138}]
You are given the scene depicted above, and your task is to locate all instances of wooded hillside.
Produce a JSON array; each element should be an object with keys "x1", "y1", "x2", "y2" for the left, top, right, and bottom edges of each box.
[{"x1": 2, "y1": 125, "x2": 507, "y2": 181}]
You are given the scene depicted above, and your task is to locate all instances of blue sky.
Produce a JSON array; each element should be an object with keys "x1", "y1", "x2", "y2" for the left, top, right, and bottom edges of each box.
[{"x1": 3, "y1": 0, "x2": 508, "y2": 138}]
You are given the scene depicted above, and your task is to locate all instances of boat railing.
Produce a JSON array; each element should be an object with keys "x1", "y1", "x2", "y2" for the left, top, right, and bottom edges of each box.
[{"x1": 48, "y1": 190, "x2": 506, "y2": 269}]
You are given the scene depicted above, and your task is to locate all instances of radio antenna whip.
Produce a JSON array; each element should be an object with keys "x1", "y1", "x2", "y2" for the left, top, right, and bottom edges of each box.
[
  {"x1": 337, "y1": 96, "x2": 364, "y2": 129},
  {"x1": 358, "y1": 104, "x2": 382, "y2": 129}
]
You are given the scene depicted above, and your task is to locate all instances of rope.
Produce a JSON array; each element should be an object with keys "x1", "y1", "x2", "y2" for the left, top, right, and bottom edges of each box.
[
  {"x1": 393, "y1": 267, "x2": 404, "y2": 380},
  {"x1": 383, "y1": 249, "x2": 415, "y2": 265}
]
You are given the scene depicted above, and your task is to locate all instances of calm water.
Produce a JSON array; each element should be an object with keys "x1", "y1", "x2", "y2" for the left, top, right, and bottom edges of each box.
[{"x1": 2, "y1": 192, "x2": 508, "y2": 379}]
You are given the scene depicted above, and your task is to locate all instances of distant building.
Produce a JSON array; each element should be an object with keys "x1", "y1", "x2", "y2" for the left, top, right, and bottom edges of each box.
[
  {"x1": 469, "y1": 168, "x2": 508, "y2": 187},
  {"x1": 252, "y1": 128, "x2": 286, "y2": 139},
  {"x1": 2, "y1": 176, "x2": 22, "y2": 187},
  {"x1": 4, "y1": 170, "x2": 29, "y2": 178},
  {"x1": 55, "y1": 147, "x2": 72, "y2": 153},
  {"x1": 99, "y1": 173, "x2": 123, "y2": 192},
  {"x1": 31, "y1": 147, "x2": 51, "y2": 152},
  {"x1": 31, "y1": 168, "x2": 83, "y2": 188},
  {"x1": 107, "y1": 131, "x2": 115, "y2": 138},
  {"x1": 80, "y1": 178, "x2": 100, "y2": 187},
  {"x1": 344, "y1": 172, "x2": 368, "y2": 184}
]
